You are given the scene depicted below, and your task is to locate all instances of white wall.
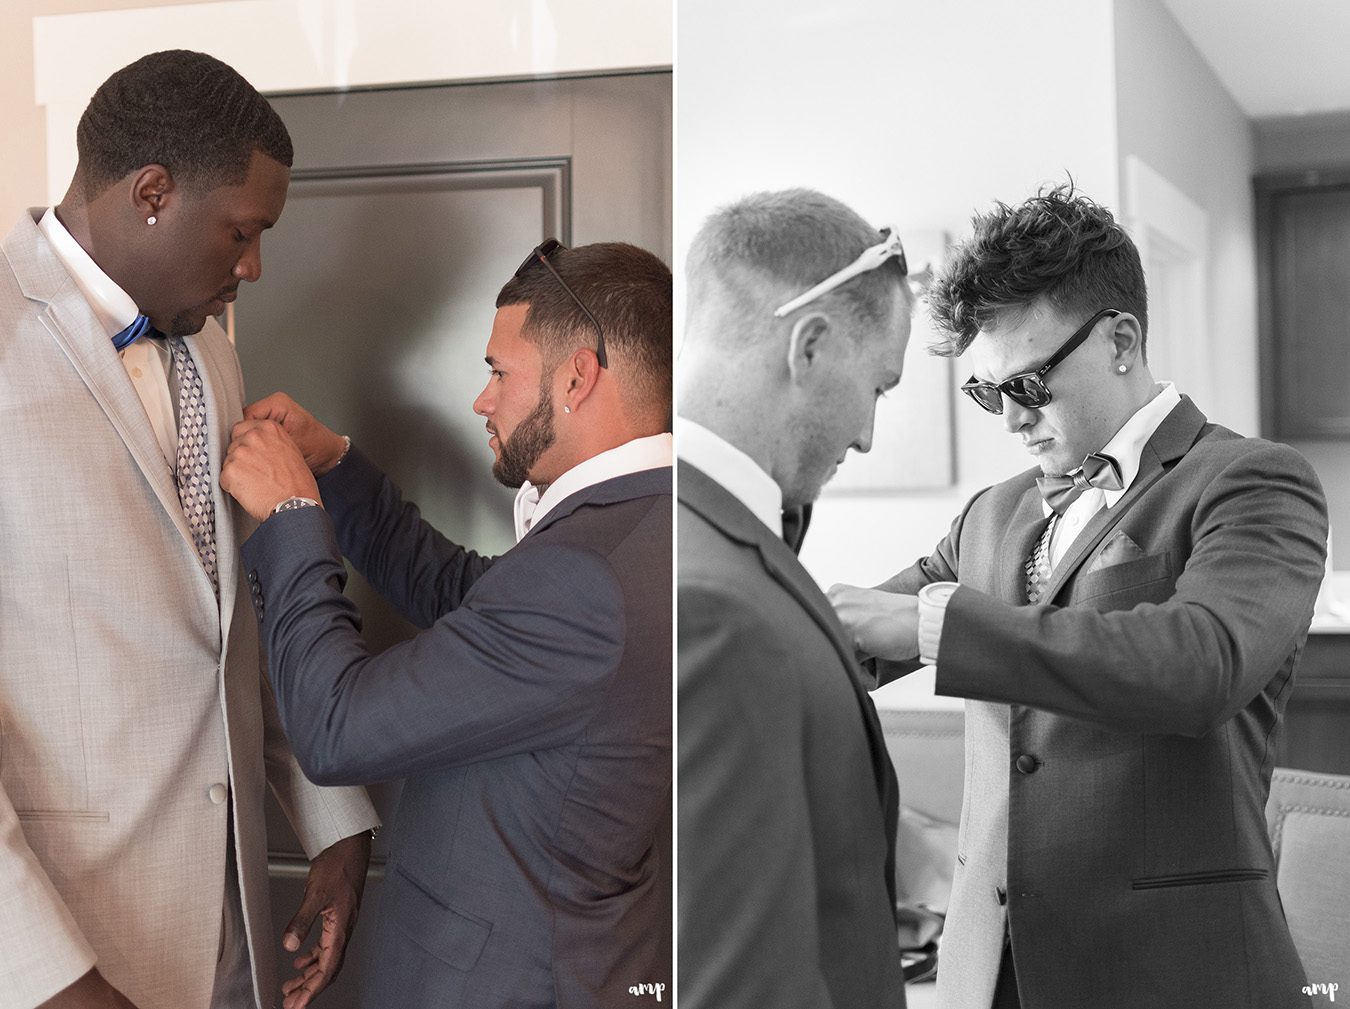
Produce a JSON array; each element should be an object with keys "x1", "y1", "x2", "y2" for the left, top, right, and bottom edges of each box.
[
  {"x1": 32, "y1": 0, "x2": 671, "y2": 203},
  {"x1": 1113, "y1": 0, "x2": 1258, "y2": 434},
  {"x1": 677, "y1": 0, "x2": 1119, "y2": 594}
]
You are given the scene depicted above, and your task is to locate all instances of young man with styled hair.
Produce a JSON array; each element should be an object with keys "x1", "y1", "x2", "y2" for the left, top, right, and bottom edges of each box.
[{"x1": 832, "y1": 184, "x2": 1325, "y2": 1009}]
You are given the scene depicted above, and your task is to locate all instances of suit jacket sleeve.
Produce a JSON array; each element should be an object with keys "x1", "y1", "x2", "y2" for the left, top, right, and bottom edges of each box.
[
  {"x1": 677, "y1": 579, "x2": 836, "y2": 1009},
  {"x1": 936, "y1": 442, "x2": 1328, "y2": 736},
  {"x1": 865, "y1": 492, "x2": 975, "y2": 687},
  {"x1": 240, "y1": 506, "x2": 625, "y2": 786},
  {"x1": 227, "y1": 356, "x2": 378, "y2": 855},
  {"x1": 316, "y1": 447, "x2": 495, "y2": 628}
]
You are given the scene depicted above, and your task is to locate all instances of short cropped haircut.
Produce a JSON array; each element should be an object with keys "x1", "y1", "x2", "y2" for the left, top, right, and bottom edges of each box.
[
  {"x1": 928, "y1": 183, "x2": 1148, "y2": 357},
  {"x1": 76, "y1": 50, "x2": 292, "y2": 196},
  {"x1": 685, "y1": 188, "x2": 907, "y2": 333},
  {"x1": 497, "y1": 242, "x2": 672, "y2": 421}
]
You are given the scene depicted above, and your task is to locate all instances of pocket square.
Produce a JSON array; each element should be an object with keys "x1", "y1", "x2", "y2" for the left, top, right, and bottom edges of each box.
[{"x1": 1085, "y1": 530, "x2": 1149, "y2": 575}]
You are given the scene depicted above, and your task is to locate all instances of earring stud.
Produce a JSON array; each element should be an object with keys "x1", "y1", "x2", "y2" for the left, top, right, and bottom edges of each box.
[
  {"x1": 147, "y1": 215, "x2": 157, "y2": 226},
  {"x1": 564, "y1": 405, "x2": 572, "y2": 414},
  {"x1": 1117, "y1": 364, "x2": 1128, "y2": 374}
]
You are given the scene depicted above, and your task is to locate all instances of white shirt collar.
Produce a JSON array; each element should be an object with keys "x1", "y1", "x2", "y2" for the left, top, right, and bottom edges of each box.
[
  {"x1": 1041, "y1": 381, "x2": 1183, "y2": 515},
  {"x1": 38, "y1": 206, "x2": 139, "y2": 339},
  {"x1": 513, "y1": 432, "x2": 673, "y2": 542},
  {"x1": 676, "y1": 417, "x2": 783, "y2": 538}
]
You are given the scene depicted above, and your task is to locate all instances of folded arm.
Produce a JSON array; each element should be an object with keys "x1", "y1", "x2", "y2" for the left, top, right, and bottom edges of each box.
[{"x1": 243, "y1": 507, "x2": 624, "y2": 785}]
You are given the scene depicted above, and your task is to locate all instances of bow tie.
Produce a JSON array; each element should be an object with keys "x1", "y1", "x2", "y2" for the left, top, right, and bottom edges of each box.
[
  {"x1": 1036, "y1": 452, "x2": 1124, "y2": 515},
  {"x1": 112, "y1": 314, "x2": 161, "y2": 351}
]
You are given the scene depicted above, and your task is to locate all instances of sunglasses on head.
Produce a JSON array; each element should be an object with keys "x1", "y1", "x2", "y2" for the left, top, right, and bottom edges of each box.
[
  {"x1": 514, "y1": 238, "x2": 608, "y2": 369},
  {"x1": 773, "y1": 227, "x2": 908, "y2": 318},
  {"x1": 960, "y1": 308, "x2": 1120, "y2": 415}
]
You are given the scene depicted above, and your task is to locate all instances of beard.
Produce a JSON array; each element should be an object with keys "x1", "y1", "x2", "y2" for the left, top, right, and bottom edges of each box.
[{"x1": 492, "y1": 386, "x2": 557, "y2": 488}]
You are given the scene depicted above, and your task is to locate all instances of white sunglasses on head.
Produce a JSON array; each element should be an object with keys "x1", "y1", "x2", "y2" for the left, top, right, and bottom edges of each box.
[{"x1": 772, "y1": 227, "x2": 908, "y2": 318}]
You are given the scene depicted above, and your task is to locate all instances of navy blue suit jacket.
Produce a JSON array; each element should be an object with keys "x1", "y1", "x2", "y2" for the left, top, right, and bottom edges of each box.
[{"x1": 241, "y1": 448, "x2": 672, "y2": 1008}]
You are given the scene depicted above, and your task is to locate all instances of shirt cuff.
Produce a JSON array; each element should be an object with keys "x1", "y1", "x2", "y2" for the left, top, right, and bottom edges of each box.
[{"x1": 917, "y1": 581, "x2": 959, "y2": 664}]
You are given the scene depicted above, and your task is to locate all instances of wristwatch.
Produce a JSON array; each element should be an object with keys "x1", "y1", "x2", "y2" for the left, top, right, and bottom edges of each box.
[{"x1": 272, "y1": 496, "x2": 320, "y2": 516}]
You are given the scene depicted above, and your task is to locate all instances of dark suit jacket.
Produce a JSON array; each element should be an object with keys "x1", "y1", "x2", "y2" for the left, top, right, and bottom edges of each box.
[
  {"x1": 878, "y1": 397, "x2": 1326, "y2": 1009},
  {"x1": 678, "y1": 462, "x2": 906, "y2": 1009},
  {"x1": 240, "y1": 448, "x2": 672, "y2": 1008}
]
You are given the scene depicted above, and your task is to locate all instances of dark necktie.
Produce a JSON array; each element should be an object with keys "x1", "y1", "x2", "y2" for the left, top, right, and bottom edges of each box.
[
  {"x1": 1035, "y1": 452, "x2": 1123, "y2": 516},
  {"x1": 112, "y1": 316, "x2": 219, "y2": 595},
  {"x1": 781, "y1": 503, "x2": 812, "y2": 555}
]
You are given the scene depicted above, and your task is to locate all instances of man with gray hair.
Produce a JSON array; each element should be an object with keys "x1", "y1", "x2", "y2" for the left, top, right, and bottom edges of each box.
[{"x1": 678, "y1": 188, "x2": 911, "y2": 1008}]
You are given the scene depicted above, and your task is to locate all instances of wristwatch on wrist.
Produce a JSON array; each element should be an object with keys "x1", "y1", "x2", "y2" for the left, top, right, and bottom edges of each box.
[{"x1": 272, "y1": 496, "x2": 320, "y2": 516}]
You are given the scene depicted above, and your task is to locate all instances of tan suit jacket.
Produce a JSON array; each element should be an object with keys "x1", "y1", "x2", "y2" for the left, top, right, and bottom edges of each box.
[
  {"x1": 878, "y1": 398, "x2": 1325, "y2": 1009},
  {"x1": 0, "y1": 210, "x2": 378, "y2": 1009}
]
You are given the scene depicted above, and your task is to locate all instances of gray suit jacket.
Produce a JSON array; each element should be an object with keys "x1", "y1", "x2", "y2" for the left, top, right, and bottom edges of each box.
[
  {"x1": 240, "y1": 449, "x2": 672, "y2": 1008},
  {"x1": 878, "y1": 397, "x2": 1326, "y2": 1009},
  {"x1": 678, "y1": 462, "x2": 906, "y2": 1009},
  {"x1": 0, "y1": 210, "x2": 377, "y2": 1009}
]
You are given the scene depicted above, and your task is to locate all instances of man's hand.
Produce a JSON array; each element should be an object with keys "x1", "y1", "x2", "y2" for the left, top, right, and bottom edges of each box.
[
  {"x1": 37, "y1": 968, "x2": 141, "y2": 1009},
  {"x1": 221, "y1": 419, "x2": 322, "y2": 523},
  {"x1": 827, "y1": 583, "x2": 921, "y2": 661},
  {"x1": 244, "y1": 393, "x2": 348, "y2": 476},
  {"x1": 281, "y1": 831, "x2": 372, "y2": 1009}
]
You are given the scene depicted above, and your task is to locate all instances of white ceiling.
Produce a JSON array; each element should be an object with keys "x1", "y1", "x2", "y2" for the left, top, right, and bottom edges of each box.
[{"x1": 1160, "y1": 0, "x2": 1350, "y2": 118}]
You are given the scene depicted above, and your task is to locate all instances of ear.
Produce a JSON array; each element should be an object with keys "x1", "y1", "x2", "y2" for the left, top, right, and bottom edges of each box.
[
  {"x1": 560, "y1": 346, "x2": 603, "y2": 413},
  {"x1": 129, "y1": 165, "x2": 176, "y2": 222},
  {"x1": 785, "y1": 312, "x2": 832, "y2": 385},
  {"x1": 1106, "y1": 312, "x2": 1145, "y2": 371}
]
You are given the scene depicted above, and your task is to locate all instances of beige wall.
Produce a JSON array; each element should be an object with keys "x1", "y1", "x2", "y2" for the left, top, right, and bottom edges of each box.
[{"x1": 0, "y1": 0, "x2": 220, "y2": 224}]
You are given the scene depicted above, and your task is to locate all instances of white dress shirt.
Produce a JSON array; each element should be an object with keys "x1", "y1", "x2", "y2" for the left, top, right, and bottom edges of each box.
[
  {"x1": 675, "y1": 417, "x2": 784, "y2": 538},
  {"x1": 513, "y1": 432, "x2": 673, "y2": 542},
  {"x1": 39, "y1": 207, "x2": 179, "y2": 466},
  {"x1": 1045, "y1": 382, "x2": 1182, "y2": 566},
  {"x1": 919, "y1": 383, "x2": 1184, "y2": 660}
]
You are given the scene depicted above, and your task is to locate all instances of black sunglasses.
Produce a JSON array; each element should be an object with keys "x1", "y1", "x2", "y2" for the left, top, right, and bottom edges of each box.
[
  {"x1": 960, "y1": 308, "x2": 1120, "y2": 414},
  {"x1": 515, "y1": 238, "x2": 607, "y2": 368}
]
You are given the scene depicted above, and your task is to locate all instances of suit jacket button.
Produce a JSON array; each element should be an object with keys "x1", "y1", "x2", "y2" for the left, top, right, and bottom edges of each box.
[
  {"x1": 1015, "y1": 754, "x2": 1040, "y2": 774},
  {"x1": 208, "y1": 783, "x2": 228, "y2": 805}
]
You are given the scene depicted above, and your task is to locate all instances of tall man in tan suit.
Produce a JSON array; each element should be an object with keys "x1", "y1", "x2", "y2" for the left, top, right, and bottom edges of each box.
[
  {"x1": 832, "y1": 185, "x2": 1325, "y2": 1009},
  {"x1": 0, "y1": 51, "x2": 377, "y2": 1009}
]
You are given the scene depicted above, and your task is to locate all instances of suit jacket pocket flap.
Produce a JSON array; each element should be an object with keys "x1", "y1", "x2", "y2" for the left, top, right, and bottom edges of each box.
[
  {"x1": 390, "y1": 865, "x2": 492, "y2": 970},
  {"x1": 1074, "y1": 550, "x2": 1172, "y2": 602}
]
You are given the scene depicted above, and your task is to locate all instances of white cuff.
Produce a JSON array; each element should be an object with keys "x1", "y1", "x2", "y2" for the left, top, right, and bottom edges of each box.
[{"x1": 917, "y1": 581, "x2": 959, "y2": 664}]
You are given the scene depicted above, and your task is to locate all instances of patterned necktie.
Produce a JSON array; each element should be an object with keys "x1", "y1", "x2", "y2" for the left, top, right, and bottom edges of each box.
[
  {"x1": 1036, "y1": 452, "x2": 1123, "y2": 516},
  {"x1": 1025, "y1": 513, "x2": 1059, "y2": 604},
  {"x1": 168, "y1": 336, "x2": 219, "y2": 595}
]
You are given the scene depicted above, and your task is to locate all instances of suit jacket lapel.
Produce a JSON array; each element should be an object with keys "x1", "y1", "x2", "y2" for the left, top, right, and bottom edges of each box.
[
  {"x1": 40, "y1": 295, "x2": 201, "y2": 558},
  {"x1": 678, "y1": 463, "x2": 894, "y2": 784},
  {"x1": 9, "y1": 213, "x2": 216, "y2": 607},
  {"x1": 999, "y1": 484, "x2": 1050, "y2": 604},
  {"x1": 1040, "y1": 396, "x2": 1208, "y2": 604}
]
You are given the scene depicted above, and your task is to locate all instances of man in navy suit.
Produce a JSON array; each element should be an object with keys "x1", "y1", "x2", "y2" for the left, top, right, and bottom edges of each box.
[{"x1": 219, "y1": 241, "x2": 672, "y2": 1008}]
